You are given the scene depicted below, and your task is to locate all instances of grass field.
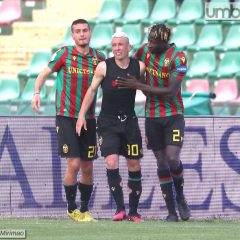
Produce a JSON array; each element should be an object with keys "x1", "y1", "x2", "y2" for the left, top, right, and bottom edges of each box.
[{"x1": 0, "y1": 218, "x2": 240, "y2": 240}]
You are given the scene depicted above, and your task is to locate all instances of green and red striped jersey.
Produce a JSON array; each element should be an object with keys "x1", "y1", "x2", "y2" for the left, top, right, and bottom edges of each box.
[
  {"x1": 135, "y1": 43, "x2": 187, "y2": 118},
  {"x1": 48, "y1": 46, "x2": 105, "y2": 118}
]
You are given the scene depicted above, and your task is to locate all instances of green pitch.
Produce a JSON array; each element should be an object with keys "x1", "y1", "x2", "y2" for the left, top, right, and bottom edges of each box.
[{"x1": 0, "y1": 218, "x2": 239, "y2": 240}]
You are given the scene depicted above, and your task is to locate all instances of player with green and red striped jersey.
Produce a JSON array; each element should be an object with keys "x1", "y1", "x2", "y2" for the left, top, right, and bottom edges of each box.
[
  {"x1": 49, "y1": 45, "x2": 105, "y2": 118},
  {"x1": 135, "y1": 43, "x2": 185, "y2": 118},
  {"x1": 116, "y1": 24, "x2": 190, "y2": 222},
  {"x1": 32, "y1": 19, "x2": 105, "y2": 222}
]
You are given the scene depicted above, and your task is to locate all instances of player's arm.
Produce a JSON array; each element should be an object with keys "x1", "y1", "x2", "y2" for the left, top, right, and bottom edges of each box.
[
  {"x1": 31, "y1": 66, "x2": 52, "y2": 112},
  {"x1": 117, "y1": 74, "x2": 180, "y2": 97},
  {"x1": 117, "y1": 53, "x2": 186, "y2": 98},
  {"x1": 76, "y1": 61, "x2": 106, "y2": 135}
]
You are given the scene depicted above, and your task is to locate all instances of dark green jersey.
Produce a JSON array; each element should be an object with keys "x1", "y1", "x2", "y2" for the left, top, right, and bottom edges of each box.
[{"x1": 48, "y1": 46, "x2": 105, "y2": 118}]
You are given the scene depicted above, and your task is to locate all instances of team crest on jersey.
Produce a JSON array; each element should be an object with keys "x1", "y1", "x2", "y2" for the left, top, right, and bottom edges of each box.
[
  {"x1": 180, "y1": 56, "x2": 186, "y2": 64},
  {"x1": 92, "y1": 58, "x2": 98, "y2": 66},
  {"x1": 164, "y1": 58, "x2": 170, "y2": 67},
  {"x1": 56, "y1": 126, "x2": 59, "y2": 134},
  {"x1": 63, "y1": 144, "x2": 68, "y2": 154},
  {"x1": 72, "y1": 56, "x2": 77, "y2": 61}
]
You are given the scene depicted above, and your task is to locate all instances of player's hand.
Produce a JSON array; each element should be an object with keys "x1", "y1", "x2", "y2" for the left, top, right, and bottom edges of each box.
[
  {"x1": 76, "y1": 116, "x2": 87, "y2": 136},
  {"x1": 116, "y1": 74, "x2": 140, "y2": 89},
  {"x1": 31, "y1": 94, "x2": 41, "y2": 112}
]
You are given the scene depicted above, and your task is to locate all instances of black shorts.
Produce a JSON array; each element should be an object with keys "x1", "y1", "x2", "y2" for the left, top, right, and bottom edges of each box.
[
  {"x1": 56, "y1": 115, "x2": 97, "y2": 160},
  {"x1": 97, "y1": 114, "x2": 143, "y2": 159},
  {"x1": 145, "y1": 115, "x2": 185, "y2": 151}
]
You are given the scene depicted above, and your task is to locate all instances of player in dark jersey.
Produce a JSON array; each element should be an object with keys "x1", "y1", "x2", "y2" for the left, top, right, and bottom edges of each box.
[
  {"x1": 116, "y1": 24, "x2": 191, "y2": 222},
  {"x1": 76, "y1": 32, "x2": 146, "y2": 222},
  {"x1": 31, "y1": 19, "x2": 105, "y2": 222}
]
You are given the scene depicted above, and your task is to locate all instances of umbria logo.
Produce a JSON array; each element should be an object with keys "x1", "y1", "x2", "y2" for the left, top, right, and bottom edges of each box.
[{"x1": 205, "y1": 2, "x2": 240, "y2": 21}]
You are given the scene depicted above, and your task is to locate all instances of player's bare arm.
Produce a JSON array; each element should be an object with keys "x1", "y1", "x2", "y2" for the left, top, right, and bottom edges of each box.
[
  {"x1": 76, "y1": 61, "x2": 106, "y2": 135},
  {"x1": 117, "y1": 73, "x2": 181, "y2": 98},
  {"x1": 31, "y1": 66, "x2": 52, "y2": 112}
]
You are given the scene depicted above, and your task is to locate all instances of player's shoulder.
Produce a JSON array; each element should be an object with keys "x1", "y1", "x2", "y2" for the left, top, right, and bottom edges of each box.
[
  {"x1": 91, "y1": 48, "x2": 106, "y2": 60},
  {"x1": 50, "y1": 46, "x2": 68, "y2": 62}
]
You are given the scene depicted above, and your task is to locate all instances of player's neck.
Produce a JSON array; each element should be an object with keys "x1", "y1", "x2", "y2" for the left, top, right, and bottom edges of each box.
[
  {"x1": 115, "y1": 58, "x2": 130, "y2": 69},
  {"x1": 74, "y1": 45, "x2": 90, "y2": 55}
]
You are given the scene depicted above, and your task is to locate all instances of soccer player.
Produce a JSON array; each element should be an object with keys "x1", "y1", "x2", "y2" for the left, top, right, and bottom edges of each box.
[
  {"x1": 31, "y1": 19, "x2": 105, "y2": 222},
  {"x1": 76, "y1": 32, "x2": 145, "y2": 222},
  {"x1": 116, "y1": 24, "x2": 191, "y2": 222}
]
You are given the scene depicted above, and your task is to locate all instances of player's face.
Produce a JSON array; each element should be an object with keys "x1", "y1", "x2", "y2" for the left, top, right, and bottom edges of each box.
[
  {"x1": 148, "y1": 35, "x2": 167, "y2": 54},
  {"x1": 72, "y1": 23, "x2": 91, "y2": 47},
  {"x1": 111, "y1": 37, "x2": 131, "y2": 60}
]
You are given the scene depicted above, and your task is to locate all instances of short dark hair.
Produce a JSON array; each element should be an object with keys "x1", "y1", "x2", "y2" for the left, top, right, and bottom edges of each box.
[
  {"x1": 71, "y1": 19, "x2": 90, "y2": 32},
  {"x1": 148, "y1": 24, "x2": 171, "y2": 43}
]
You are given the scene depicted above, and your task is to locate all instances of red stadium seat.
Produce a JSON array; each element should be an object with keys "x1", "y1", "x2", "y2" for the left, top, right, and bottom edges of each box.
[
  {"x1": 185, "y1": 79, "x2": 210, "y2": 93},
  {"x1": 0, "y1": 0, "x2": 22, "y2": 26},
  {"x1": 212, "y1": 79, "x2": 238, "y2": 102}
]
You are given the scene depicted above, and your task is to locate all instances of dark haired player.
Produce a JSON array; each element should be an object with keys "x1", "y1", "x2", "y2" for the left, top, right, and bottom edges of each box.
[
  {"x1": 117, "y1": 24, "x2": 190, "y2": 222},
  {"x1": 32, "y1": 19, "x2": 105, "y2": 222}
]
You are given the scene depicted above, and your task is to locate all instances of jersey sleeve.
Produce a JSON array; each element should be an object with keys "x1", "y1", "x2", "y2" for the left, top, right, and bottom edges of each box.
[
  {"x1": 170, "y1": 52, "x2": 188, "y2": 80},
  {"x1": 48, "y1": 47, "x2": 66, "y2": 72},
  {"x1": 133, "y1": 44, "x2": 146, "y2": 61},
  {"x1": 97, "y1": 50, "x2": 106, "y2": 61}
]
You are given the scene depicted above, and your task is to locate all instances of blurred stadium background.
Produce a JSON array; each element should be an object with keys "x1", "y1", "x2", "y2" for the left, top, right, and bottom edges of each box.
[{"x1": 0, "y1": 0, "x2": 240, "y2": 227}]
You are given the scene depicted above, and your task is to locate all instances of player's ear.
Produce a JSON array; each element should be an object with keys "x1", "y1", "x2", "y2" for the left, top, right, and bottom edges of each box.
[{"x1": 128, "y1": 44, "x2": 132, "y2": 52}]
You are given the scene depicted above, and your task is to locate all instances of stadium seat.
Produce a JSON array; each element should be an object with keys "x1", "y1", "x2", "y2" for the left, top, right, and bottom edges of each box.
[
  {"x1": 215, "y1": 25, "x2": 240, "y2": 52},
  {"x1": 167, "y1": 0, "x2": 203, "y2": 25},
  {"x1": 212, "y1": 105, "x2": 231, "y2": 115},
  {"x1": 17, "y1": 51, "x2": 52, "y2": 87},
  {"x1": 187, "y1": 24, "x2": 223, "y2": 51},
  {"x1": 0, "y1": 104, "x2": 12, "y2": 115},
  {"x1": 15, "y1": 77, "x2": 47, "y2": 116},
  {"x1": 186, "y1": 51, "x2": 216, "y2": 79},
  {"x1": 208, "y1": 51, "x2": 240, "y2": 79},
  {"x1": 182, "y1": 92, "x2": 213, "y2": 115},
  {"x1": 0, "y1": 0, "x2": 22, "y2": 25},
  {"x1": 185, "y1": 79, "x2": 210, "y2": 93},
  {"x1": 121, "y1": 24, "x2": 142, "y2": 47},
  {"x1": 212, "y1": 79, "x2": 238, "y2": 102},
  {"x1": 88, "y1": 0, "x2": 122, "y2": 25},
  {"x1": 0, "y1": 78, "x2": 20, "y2": 101},
  {"x1": 20, "y1": 77, "x2": 47, "y2": 102},
  {"x1": 106, "y1": 23, "x2": 142, "y2": 52},
  {"x1": 141, "y1": 0, "x2": 176, "y2": 26},
  {"x1": 52, "y1": 26, "x2": 74, "y2": 53},
  {"x1": 90, "y1": 23, "x2": 114, "y2": 50},
  {"x1": 114, "y1": 0, "x2": 149, "y2": 25},
  {"x1": 21, "y1": 0, "x2": 46, "y2": 21},
  {"x1": 170, "y1": 24, "x2": 196, "y2": 50}
]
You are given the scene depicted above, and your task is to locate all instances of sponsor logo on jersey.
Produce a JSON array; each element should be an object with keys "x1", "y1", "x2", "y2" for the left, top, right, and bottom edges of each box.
[
  {"x1": 176, "y1": 66, "x2": 187, "y2": 73},
  {"x1": 146, "y1": 67, "x2": 170, "y2": 78},
  {"x1": 68, "y1": 67, "x2": 94, "y2": 75}
]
